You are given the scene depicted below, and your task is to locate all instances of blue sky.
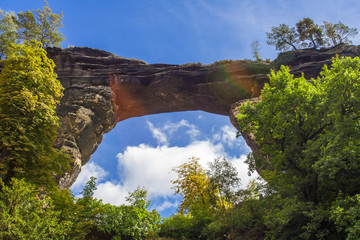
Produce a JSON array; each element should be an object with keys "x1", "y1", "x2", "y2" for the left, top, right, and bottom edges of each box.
[{"x1": 3, "y1": 0, "x2": 360, "y2": 217}]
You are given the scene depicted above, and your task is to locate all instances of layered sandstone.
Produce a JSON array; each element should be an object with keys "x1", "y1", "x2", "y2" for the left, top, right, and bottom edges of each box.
[{"x1": 47, "y1": 44, "x2": 360, "y2": 188}]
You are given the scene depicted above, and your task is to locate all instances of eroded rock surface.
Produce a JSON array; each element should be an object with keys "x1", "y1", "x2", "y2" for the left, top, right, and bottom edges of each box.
[
  {"x1": 48, "y1": 47, "x2": 269, "y2": 188},
  {"x1": 47, "y1": 44, "x2": 360, "y2": 188}
]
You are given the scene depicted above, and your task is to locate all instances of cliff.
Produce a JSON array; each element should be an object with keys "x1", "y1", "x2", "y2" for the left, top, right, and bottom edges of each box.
[{"x1": 47, "y1": 44, "x2": 360, "y2": 188}]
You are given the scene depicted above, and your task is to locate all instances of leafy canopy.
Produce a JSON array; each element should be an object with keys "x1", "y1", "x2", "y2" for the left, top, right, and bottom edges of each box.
[
  {"x1": 237, "y1": 56, "x2": 360, "y2": 239},
  {"x1": 76, "y1": 177, "x2": 160, "y2": 240},
  {"x1": 0, "y1": 1, "x2": 64, "y2": 58},
  {"x1": 322, "y1": 21, "x2": 358, "y2": 46},
  {"x1": 296, "y1": 17, "x2": 324, "y2": 48},
  {"x1": 266, "y1": 23, "x2": 299, "y2": 51},
  {"x1": 267, "y1": 18, "x2": 358, "y2": 51},
  {"x1": 0, "y1": 178, "x2": 71, "y2": 240},
  {"x1": 0, "y1": 41, "x2": 70, "y2": 188},
  {"x1": 172, "y1": 157, "x2": 214, "y2": 214}
]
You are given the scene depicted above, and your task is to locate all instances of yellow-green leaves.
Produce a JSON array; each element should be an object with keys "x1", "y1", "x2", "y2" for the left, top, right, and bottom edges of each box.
[
  {"x1": 172, "y1": 157, "x2": 240, "y2": 215},
  {"x1": 0, "y1": 41, "x2": 69, "y2": 189},
  {"x1": 172, "y1": 157, "x2": 213, "y2": 214}
]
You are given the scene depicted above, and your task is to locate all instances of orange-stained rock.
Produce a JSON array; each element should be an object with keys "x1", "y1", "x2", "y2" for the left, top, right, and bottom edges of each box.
[{"x1": 47, "y1": 43, "x2": 360, "y2": 188}]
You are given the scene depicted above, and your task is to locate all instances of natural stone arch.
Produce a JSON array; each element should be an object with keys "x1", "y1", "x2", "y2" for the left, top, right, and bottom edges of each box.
[{"x1": 47, "y1": 44, "x2": 360, "y2": 188}]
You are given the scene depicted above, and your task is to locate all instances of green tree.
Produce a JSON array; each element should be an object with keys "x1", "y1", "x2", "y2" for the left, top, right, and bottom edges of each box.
[
  {"x1": 76, "y1": 178, "x2": 160, "y2": 240},
  {"x1": 159, "y1": 213, "x2": 198, "y2": 239},
  {"x1": 49, "y1": 188, "x2": 91, "y2": 240},
  {"x1": 81, "y1": 176, "x2": 97, "y2": 200},
  {"x1": 0, "y1": 1, "x2": 64, "y2": 59},
  {"x1": 330, "y1": 194, "x2": 360, "y2": 239},
  {"x1": 0, "y1": 10, "x2": 18, "y2": 59},
  {"x1": 0, "y1": 178, "x2": 71, "y2": 240},
  {"x1": 0, "y1": 41, "x2": 70, "y2": 188},
  {"x1": 296, "y1": 17, "x2": 324, "y2": 48},
  {"x1": 267, "y1": 19, "x2": 358, "y2": 52},
  {"x1": 322, "y1": 21, "x2": 358, "y2": 46},
  {"x1": 120, "y1": 187, "x2": 161, "y2": 239},
  {"x1": 172, "y1": 157, "x2": 214, "y2": 214},
  {"x1": 237, "y1": 56, "x2": 360, "y2": 239},
  {"x1": 16, "y1": 1, "x2": 65, "y2": 48},
  {"x1": 203, "y1": 181, "x2": 267, "y2": 240},
  {"x1": 251, "y1": 40, "x2": 261, "y2": 62},
  {"x1": 207, "y1": 157, "x2": 241, "y2": 209},
  {"x1": 266, "y1": 24, "x2": 299, "y2": 51}
]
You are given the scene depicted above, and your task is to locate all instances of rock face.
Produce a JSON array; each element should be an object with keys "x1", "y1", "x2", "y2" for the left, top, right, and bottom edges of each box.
[{"x1": 47, "y1": 44, "x2": 360, "y2": 189}]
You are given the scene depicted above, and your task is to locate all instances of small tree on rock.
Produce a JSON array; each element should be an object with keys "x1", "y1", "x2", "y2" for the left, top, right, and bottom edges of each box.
[
  {"x1": 296, "y1": 17, "x2": 324, "y2": 48},
  {"x1": 322, "y1": 21, "x2": 358, "y2": 46},
  {"x1": 266, "y1": 24, "x2": 299, "y2": 51}
]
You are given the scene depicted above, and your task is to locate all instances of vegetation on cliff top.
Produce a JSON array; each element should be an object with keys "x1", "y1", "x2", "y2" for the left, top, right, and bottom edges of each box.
[
  {"x1": 266, "y1": 17, "x2": 358, "y2": 51},
  {"x1": 0, "y1": 2, "x2": 162, "y2": 238},
  {"x1": 1, "y1": 1, "x2": 360, "y2": 239},
  {"x1": 0, "y1": 0, "x2": 64, "y2": 59}
]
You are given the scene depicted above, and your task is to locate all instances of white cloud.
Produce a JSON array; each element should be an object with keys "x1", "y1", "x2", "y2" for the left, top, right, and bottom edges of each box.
[
  {"x1": 228, "y1": 155, "x2": 255, "y2": 187},
  {"x1": 164, "y1": 119, "x2": 200, "y2": 140},
  {"x1": 70, "y1": 162, "x2": 108, "y2": 193},
  {"x1": 93, "y1": 181, "x2": 130, "y2": 206},
  {"x1": 71, "y1": 123, "x2": 257, "y2": 212},
  {"x1": 212, "y1": 125, "x2": 251, "y2": 153},
  {"x1": 147, "y1": 121, "x2": 168, "y2": 145},
  {"x1": 146, "y1": 119, "x2": 200, "y2": 145},
  {"x1": 219, "y1": 125, "x2": 238, "y2": 148},
  {"x1": 116, "y1": 141, "x2": 225, "y2": 199},
  {"x1": 75, "y1": 139, "x2": 237, "y2": 207},
  {"x1": 152, "y1": 200, "x2": 180, "y2": 212}
]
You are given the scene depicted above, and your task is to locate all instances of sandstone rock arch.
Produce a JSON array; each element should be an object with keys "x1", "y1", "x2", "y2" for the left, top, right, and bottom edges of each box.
[{"x1": 47, "y1": 44, "x2": 360, "y2": 188}]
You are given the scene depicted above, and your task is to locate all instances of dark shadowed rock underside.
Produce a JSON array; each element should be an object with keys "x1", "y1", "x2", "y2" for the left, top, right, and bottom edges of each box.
[{"x1": 47, "y1": 44, "x2": 360, "y2": 188}]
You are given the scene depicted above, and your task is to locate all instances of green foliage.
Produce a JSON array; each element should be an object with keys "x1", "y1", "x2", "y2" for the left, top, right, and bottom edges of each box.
[
  {"x1": 0, "y1": 10, "x2": 18, "y2": 59},
  {"x1": 296, "y1": 18, "x2": 323, "y2": 48},
  {"x1": 81, "y1": 176, "x2": 97, "y2": 200},
  {"x1": 49, "y1": 188, "x2": 90, "y2": 240},
  {"x1": 0, "y1": 178, "x2": 71, "y2": 240},
  {"x1": 0, "y1": 41, "x2": 70, "y2": 189},
  {"x1": 160, "y1": 212, "x2": 214, "y2": 240},
  {"x1": 207, "y1": 157, "x2": 241, "y2": 209},
  {"x1": 119, "y1": 187, "x2": 161, "y2": 239},
  {"x1": 251, "y1": 40, "x2": 262, "y2": 62},
  {"x1": 160, "y1": 213, "x2": 195, "y2": 239},
  {"x1": 238, "y1": 64, "x2": 320, "y2": 201},
  {"x1": 267, "y1": 18, "x2": 358, "y2": 51},
  {"x1": 266, "y1": 23, "x2": 298, "y2": 51},
  {"x1": 163, "y1": 157, "x2": 244, "y2": 239},
  {"x1": 237, "y1": 56, "x2": 360, "y2": 239},
  {"x1": 172, "y1": 157, "x2": 214, "y2": 214},
  {"x1": 0, "y1": 1, "x2": 64, "y2": 58},
  {"x1": 238, "y1": 57, "x2": 360, "y2": 202},
  {"x1": 76, "y1": 178, "x2": 160, "y2": 240},
  {"x1": 322, "y1": 21, "x2": 358, "y2": 46},
  {"x1": 330, "y1": 194, "x2": 360, "y2": 239},
  {"x1": 0, "y1": 177, "x2": 160, "y2": 240},
  {"x1": 203, "y1": 180, "x2": 267, "y2": 240},
  {"x1": 17, "y1": 1, "x2": 65, "y2": 48}
]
